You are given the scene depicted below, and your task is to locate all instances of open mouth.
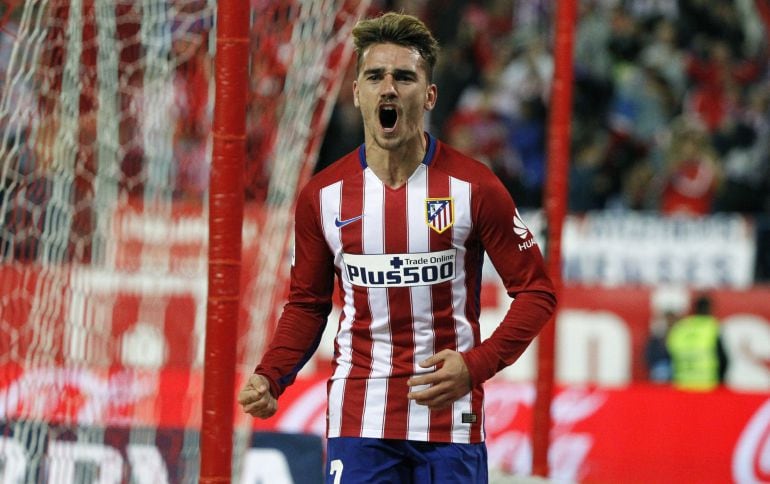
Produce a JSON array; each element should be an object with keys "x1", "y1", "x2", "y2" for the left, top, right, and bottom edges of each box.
[{"x1": 379, "y1": 105, "x2": 398, "y2": 131}]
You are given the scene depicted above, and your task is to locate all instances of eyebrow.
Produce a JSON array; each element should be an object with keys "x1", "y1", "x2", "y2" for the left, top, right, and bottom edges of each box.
[{"x1": 362, "y1": 67, "x2": 418, "y2": 78}]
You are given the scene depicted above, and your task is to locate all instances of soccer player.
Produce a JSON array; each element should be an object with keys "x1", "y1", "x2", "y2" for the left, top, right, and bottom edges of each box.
[{"x1": 239, "y1": 12, "x2": 556, "y2": 483}]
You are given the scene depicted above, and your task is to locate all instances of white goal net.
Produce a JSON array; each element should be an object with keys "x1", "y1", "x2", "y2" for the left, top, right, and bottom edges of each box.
[{"x1": 0, "y1": 0, "x2": 368, "y2": 481}]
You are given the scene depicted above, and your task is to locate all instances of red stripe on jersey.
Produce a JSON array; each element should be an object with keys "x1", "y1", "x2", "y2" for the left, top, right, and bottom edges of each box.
[
  {"x1": 383, "y1": 186, "x2": 413, "y2": 439},
  {"x1": 463, "y1": 229, "x2": 485, "y2": 443},
  {"x1": 338, "y1": 172, "x2": 370, "y2": 436},
  {"x1": 427, "y1": 170, "x2": 456, "y2": 442}
]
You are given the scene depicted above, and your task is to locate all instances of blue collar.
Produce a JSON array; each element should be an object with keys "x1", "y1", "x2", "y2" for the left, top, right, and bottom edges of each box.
[{"x1": 357, "y1": 132, "x2": 437, "y2": 169}]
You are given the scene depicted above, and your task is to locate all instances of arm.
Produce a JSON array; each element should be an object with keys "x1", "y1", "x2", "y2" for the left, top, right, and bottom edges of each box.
[
  {"x1": 251, "y1": 185, "x2": 336, "y2": 399},
  {"x1": 462, "y1": 174, "x2": 557, "y2": 386}
]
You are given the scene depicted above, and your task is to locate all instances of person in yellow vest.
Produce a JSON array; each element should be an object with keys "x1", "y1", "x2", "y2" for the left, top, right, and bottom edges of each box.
[{"x1": 666, "y1": 294, "x2": 729, "y2": 390}]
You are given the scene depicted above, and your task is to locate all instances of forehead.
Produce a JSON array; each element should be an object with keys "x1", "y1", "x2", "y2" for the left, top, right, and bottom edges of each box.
[{"x1": 359, "y1": 43, "x2": 426, "y2": 75}]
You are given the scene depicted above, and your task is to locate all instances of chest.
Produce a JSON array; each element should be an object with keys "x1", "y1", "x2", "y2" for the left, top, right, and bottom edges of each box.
[{"x1": 321, "y1": 167, "x2": 473, "y2": 255}]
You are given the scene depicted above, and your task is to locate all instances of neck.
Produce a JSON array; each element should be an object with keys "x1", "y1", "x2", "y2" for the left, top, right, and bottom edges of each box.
[{"x1": 365, "y1": 133, "x2": 427, "y2": 188}]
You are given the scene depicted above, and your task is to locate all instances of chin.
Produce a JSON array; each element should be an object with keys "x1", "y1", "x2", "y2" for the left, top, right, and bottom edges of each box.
[{"x1": 373, "y1": 133, "x2": 403, "y2": 149}]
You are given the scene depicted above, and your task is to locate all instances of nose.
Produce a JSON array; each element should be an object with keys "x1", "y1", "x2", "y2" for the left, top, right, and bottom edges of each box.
[{"x1": 379, "y1": 74, "x2": 397, "y2": 98}]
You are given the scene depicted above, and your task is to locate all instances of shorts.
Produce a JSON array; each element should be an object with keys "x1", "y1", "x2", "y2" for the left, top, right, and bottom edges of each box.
[{"x1": 325, "y1": 437, "x2": 488, "y2": 484}]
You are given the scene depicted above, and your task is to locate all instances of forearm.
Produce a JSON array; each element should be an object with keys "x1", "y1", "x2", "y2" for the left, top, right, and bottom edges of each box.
[
  {"x1": 462, "y1": 290, "x2": 556, "y2": 386},
  {"x1": 255, "y1": 300, "x2": 331, "y2": 397},
  {"x1": 256, "y1": 183, "x2": 335, "y2": 397}
]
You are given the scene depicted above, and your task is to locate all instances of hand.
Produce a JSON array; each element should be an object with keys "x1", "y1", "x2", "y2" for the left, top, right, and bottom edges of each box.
[
  {"x1": 238, "y1": 374, "x2": 278, "y2": 419},
  {"x1": 406, "y1": 349, "x2": 472, "y2": 410}
]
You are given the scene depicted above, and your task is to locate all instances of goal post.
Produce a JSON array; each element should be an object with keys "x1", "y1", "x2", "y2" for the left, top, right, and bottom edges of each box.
[
  {"x1": 533, "y1": 0, "x2": 576, "y2": 476},
  {"x1": 201, "y1": 0, "x2": 248, "y2": 481}
]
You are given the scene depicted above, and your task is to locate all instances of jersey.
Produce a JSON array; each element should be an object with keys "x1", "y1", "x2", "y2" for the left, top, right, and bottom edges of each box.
[{"x1": 256, "y1": 133, "x2": 556, "y2": 444}]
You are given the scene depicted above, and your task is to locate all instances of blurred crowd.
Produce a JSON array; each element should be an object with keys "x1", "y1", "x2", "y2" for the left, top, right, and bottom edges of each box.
[
  {"x1": 2, "y1": 0, "x2": 769, "y2": 264},
  {"x1": 318, "y1": 0, "x2": 770, "y2": 215}
]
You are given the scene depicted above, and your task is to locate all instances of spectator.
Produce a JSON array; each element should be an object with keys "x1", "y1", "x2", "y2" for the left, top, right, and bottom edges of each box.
[
  {"x1": 677, "y1": 0, "x2": 744, "y2": 56},
  {"x1": 684, "y1": 38, "x2": 762, "y2": 132},
  {"x1": 504, "y1": 97, "x2": 548, "y2": 207},
  {"x1": 657, "y1": 116, "x2": 722, "y2": 215},
  {"x1": 639, "y1": 18, "x2": 687, "y2": 99},
  {"x1": 666, "y1": 294, "x2": 729, "y2": 391},
  {"x1": 645, "y1": 309, "x2": 678, "y2": 383},
  {"x1": 712, "y1": 83, "x2": 770, "y2": 213},
  {"x1": 494, "y1": 32, "x2": 553, "y2": 121},
  {"x1": 568, "y1": 129, "x2": 612, "y2": 212},
  {"x1": 490, "y1": 32, "x2": 552, "y2": 206},
  {"x1": 443, "y1": 82, "x2": 518, "y2": 192},
  {"x1": 607, "y1": 5, "x2": 643, "y2": 69},
  {"x1": 429, "y1": 36, "x2": 481, "y2": 137}
]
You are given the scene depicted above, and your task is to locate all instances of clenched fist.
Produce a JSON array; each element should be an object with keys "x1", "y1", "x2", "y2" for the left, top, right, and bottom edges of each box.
[{"x1": 238, "y1": 374, "x2": 278, "y2": 419}]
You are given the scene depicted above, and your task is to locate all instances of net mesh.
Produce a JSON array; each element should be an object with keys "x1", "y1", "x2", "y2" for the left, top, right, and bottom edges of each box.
[{"x1": 0, "y1": 0, "x2": 368, "y2": 480}]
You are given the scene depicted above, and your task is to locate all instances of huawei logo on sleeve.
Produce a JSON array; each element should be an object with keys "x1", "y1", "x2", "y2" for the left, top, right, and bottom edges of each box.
[
  {"x1": 513, "y1": 209, "x2": 530, "y2": 239},
  {"x1": 513, "y1": 209, "x2": 536, "y2": 251}
]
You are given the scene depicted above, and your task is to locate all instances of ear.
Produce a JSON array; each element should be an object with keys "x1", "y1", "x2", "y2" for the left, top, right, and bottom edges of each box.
[
  {"x1": 424, "y1": 84, "x2": 437, "y2": 111},
  {"x1": 352, "y1": 81, "x2": 360, "y2": 108}
]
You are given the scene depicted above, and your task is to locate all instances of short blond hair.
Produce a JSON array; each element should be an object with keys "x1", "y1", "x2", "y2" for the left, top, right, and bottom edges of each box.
[{"x1": 352, "y1": 12, "x2": 440, "y2": 80}]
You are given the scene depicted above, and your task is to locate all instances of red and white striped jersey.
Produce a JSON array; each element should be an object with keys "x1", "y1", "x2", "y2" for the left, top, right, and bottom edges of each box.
[{"x1": 256, "y1": 133, "x2": 555, "y2": 444}]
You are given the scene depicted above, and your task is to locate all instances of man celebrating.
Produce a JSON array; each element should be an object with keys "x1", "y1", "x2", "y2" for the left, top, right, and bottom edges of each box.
[{"x1": 239, "y1": 12, "x2": 556, "y2": 483}]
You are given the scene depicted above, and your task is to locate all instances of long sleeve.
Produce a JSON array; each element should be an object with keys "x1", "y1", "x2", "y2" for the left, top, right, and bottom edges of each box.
[
  {"x1": 462, "y1": 173, "x2": 556, "y2": 386},
  {"x1": 255, "y1": 185, "x2": 336, "y2": 397}
]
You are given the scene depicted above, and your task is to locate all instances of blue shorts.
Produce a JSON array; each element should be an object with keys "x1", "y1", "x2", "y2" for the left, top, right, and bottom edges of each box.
[{"x1": 325, "y1": 437, "x2": 488, "y2": 484}]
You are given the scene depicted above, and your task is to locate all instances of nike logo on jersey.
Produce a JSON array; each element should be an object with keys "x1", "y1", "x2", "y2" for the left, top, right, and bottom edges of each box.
[{"x1": 335, "y1": 214, "x2": 363, "y2": 228}]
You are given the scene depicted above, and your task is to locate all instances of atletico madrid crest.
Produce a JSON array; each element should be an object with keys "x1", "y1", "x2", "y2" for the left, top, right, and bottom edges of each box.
[{"x1": 425, "y1": 198, "x2": 454, "y2": 234}]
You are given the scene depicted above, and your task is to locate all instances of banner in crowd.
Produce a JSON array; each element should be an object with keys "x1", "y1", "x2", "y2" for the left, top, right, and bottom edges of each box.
[{"x1": 557, "y1": 212, "x2": 756, "y2": 287}]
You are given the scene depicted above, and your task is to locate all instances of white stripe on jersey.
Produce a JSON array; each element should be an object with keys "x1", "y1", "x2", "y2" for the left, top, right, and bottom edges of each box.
[
  {"x1": 449, "y1": 177, "x2": 475, "y2": 442},
  {"x1": 406, "y1": 164, "x2": 431, "y2": 441},
  {"x1": 360, "y1": 169, "x2": 391, "y2": 437},
  {"x1": 320, "y1": 180, "x2": 350, "y2": 437}
]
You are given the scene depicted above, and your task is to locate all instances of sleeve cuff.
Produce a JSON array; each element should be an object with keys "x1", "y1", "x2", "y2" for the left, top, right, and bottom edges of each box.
[
  {"x1": 462, "y1": 345, "x2": 500, "y2": 387},
  {"x1": 255, "y1": 371, "x2": 281, "y2": 398}
]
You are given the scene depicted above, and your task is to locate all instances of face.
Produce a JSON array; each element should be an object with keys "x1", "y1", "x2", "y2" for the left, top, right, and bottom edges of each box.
[{"x1": 353, "y1": 43, "x2": 437, "y2": 152}]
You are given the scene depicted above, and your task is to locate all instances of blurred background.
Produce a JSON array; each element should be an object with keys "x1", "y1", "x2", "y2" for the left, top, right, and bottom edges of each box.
[
  {"x1": 320, "y1": 0, "x2": 770, "y2": 231},
  {"x1": 0, "y1": 0, "x2": 768, "y2": 482}
]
